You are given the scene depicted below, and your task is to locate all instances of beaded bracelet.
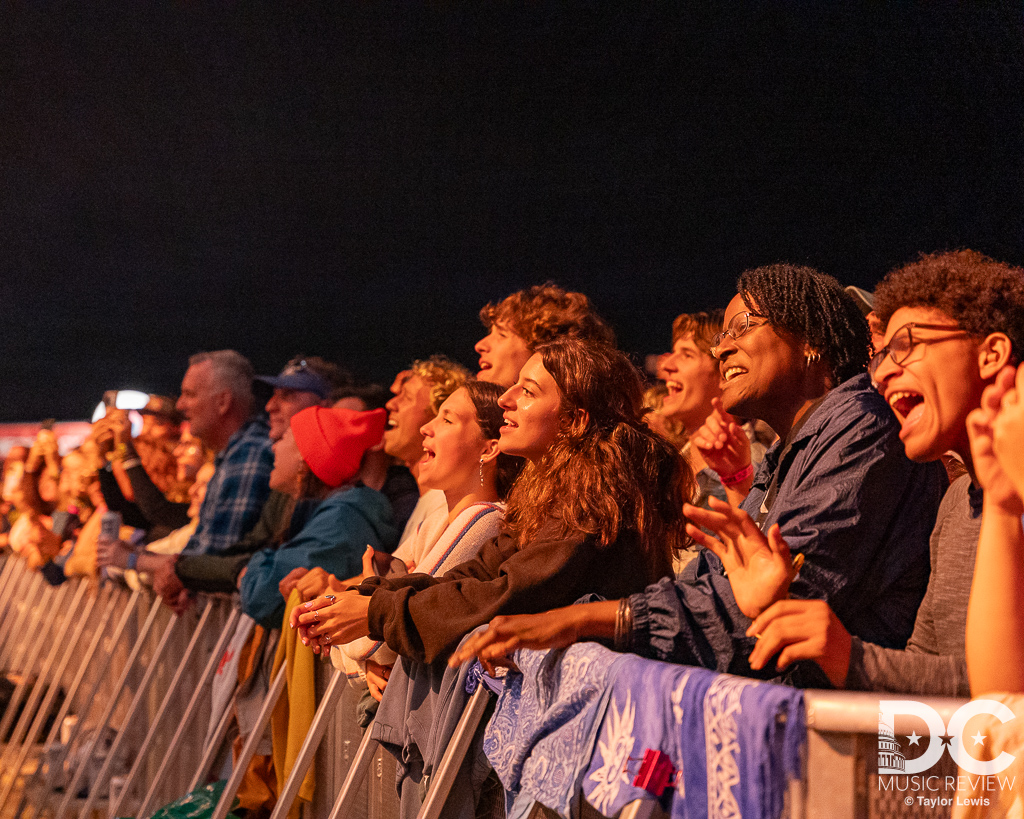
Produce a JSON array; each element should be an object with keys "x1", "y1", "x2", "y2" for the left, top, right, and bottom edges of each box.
[{"x1": 719, "y1": 463, "x2": 754, "y2": 487}]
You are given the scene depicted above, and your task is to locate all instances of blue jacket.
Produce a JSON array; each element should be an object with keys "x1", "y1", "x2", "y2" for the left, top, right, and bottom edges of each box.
[
  {"x1": 630, "y1": 374, "x2": 946, "y2": 681},
  {"x1": 239, "y1": 485, "x2": 399, "y2": 629}
]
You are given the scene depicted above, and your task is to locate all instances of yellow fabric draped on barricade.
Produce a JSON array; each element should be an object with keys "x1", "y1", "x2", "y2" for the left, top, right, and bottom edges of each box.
[{"x1": 271, "y1": 589, "x2": 317, "y2": 819}]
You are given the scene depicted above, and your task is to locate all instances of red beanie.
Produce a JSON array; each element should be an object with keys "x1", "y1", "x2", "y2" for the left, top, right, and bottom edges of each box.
[{"x1": 289, "y1": 406, "x2": 387, "y2": 488}]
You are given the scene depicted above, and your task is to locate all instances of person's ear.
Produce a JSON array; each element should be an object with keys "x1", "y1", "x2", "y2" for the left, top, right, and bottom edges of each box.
[
  {"x1": 978, "y1": 332, "x2": 1014, "y2": 380},
  {"x1": 215, "y1": 389, "x2": 232, "y2": 417},
  {"x1": 563, "y1": 407, "x2": 590, "y2": 436},
  {"x1": 479, "y1": 438, "x2": 501, "y2": 465}
]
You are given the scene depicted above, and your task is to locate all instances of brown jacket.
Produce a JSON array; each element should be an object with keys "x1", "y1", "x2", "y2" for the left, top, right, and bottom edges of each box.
[{"x1": 361, "y1": 524, "x2": 657, "y2": 664}]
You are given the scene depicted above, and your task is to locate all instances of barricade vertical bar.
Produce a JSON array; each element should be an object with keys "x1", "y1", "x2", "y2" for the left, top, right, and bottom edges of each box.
[
  {"x1": 0, "y1": 556, "x2": 23, "y2": 622},
  {"x1": 0, "y1": 580, "x2": 86, "y2": 770},
  {"x1": 0, "y1": 583, "x2": 62, "y2": 741},
  {"x1": 186, "y1": 687, "x2": 239, "y2": 795},
  {"x1": 0, "y1": 571, "x2": 44, "y2": 672},
  {"x1": 268, "y1": 667, "x2": 347, "y2": 819},
  {"x1": 15, "y1": 584, "x2": 126, "y2": 819},
  {"x1": 0, "y1": 582, "x2": 98, "y2": 807},
  {"x1": 210, "y1": 663, "x2": 288, "y2": 819},
  {"x1": 326, "y1": 724, "x2": 379, "y2": 819},
  {"x1": 109, "y1": 600, "x2": 214, "y2": 819},
  {"x1": 417, "y1": 685, "x2": 493, "y2": 819},
  {"x1": 137, "y1": 603, "x2": 241, "y2": 819},
  {"x1": 54, "y1": 592, "x2": 165, "y2": 819},
  {"x1": 76, "y1": 609, "x2": 182, "y2": 819},
  {"x1": 0, "y1": 558, "x2": 28, "y2": 640}
]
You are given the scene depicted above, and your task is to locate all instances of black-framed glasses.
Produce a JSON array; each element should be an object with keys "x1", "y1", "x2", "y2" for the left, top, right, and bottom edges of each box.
[
  {"x1": 868, "y1": 322, "x2": 968, "y2": 378},
  {"x1": 710, "y1": 311, "x2": 768, "y2": 359}
]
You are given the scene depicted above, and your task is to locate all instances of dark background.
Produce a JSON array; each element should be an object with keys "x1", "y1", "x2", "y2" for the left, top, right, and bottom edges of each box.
[{"x1": 2, "y1": 3, "x2": 1022, "y2": 421}]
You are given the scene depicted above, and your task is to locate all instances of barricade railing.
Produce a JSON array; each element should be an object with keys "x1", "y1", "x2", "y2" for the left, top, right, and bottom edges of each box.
[{"x1": 7, "y1": 553, "x2": 972, "y2": 819}]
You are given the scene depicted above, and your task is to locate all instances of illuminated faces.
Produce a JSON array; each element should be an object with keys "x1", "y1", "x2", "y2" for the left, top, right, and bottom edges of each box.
[
  {"x1": 417, "y1": 387, "x2": 494, "y2": 493},
  {"x1": 872, "y1": 306, "x2": 981, "y2": 462},
  {"x1": 497, "y1": 353, "x2": 563, "y2": 463},
  {"x1": 661, "y1": 333, "x2": 722, "y2": 433},
  {"x1": 475, "y1": 323, "x2": 532, "y2": 388}
]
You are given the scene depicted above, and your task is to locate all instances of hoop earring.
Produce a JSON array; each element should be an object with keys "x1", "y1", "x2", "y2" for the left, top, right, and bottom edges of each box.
[
  {"x1": 479, "y1": 457, "x2": 485, "y2": 486},
  {"x1": 805, "y1": 351, "x2": 821, "y2": 367}
]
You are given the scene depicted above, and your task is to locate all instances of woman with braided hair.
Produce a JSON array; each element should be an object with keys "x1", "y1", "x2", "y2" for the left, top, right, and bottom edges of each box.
[{"x1": 454, "y1": 264, "x2": 945, "y2": 684}]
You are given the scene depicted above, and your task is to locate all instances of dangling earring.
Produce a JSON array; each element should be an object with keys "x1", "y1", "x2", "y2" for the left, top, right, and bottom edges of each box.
[
  {"x1": 479, "y1": 457, "x2": 485, "y2": 486},
  {"x1": 805, "y1": 350, "x2": 821, "y2": 368}
]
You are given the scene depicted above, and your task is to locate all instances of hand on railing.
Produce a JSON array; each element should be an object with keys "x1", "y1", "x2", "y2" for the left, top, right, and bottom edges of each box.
[
  {"x1": 746, "y1": 599, "x2": 851, "y2": 688},
  {"x1": 291, "y1": 591, "x2": 371, "y2": 654},
  {"x1": 449, "y1": 604, "x2": 615, "y2": 675}
]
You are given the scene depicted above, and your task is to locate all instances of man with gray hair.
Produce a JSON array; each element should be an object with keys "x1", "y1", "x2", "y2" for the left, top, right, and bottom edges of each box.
[{"x1": 173, "y1": 349, "x2": 274, "y2": 557}]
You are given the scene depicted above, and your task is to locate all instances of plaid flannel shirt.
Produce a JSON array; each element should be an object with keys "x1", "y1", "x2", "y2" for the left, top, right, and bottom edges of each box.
[{"x1": 182, "y1": 417, "x2": 274, "y2": 556}]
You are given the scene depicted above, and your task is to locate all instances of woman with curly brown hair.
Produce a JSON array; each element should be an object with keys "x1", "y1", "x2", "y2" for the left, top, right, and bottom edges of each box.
[{"x1": 292, "y1": 335, "x2": 692, "y2": 664}]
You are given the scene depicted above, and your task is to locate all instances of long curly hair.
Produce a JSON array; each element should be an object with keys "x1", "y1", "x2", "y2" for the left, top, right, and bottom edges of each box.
[
  {"x1": 479, "y1": 282, "x2": 616, "y2": 350},
  {"x1": 737, "y1": 264, "x2": 871, "y2": 386},
  {"x1": 874, "y1": 250, "x2": 1024, "y2": 360},
  {"x1": 502, "y1": 337, "x2": 692, "y2": 583}
]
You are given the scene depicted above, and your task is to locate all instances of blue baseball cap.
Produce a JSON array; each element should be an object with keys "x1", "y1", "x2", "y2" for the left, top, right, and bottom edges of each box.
[{"x1": 255, "y1": 359, "x2": 332, "y2": 400}]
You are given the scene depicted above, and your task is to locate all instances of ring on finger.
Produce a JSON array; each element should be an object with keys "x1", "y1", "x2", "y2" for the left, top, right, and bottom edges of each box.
[
  {"x1": 325, "y1": 594, "x2": 336, "y2": 603},
  {"x1": 313, "y1": 610, "x2": 319, "y2": 623}
]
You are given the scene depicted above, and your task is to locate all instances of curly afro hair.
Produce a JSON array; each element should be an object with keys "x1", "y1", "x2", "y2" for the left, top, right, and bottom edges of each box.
[
  {"x1": 736, "y1": 264, "x2": 871, "y2": 385},
  {"x1": 479, "y1": 282, "x2": 616, "y2": 351},
  {"x1": 873, "y1": 250, "x2": 1024, "y2": 360}
]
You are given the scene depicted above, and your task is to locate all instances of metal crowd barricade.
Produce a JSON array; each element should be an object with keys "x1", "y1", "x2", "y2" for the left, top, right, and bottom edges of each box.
[
  {"x1": 0, "y1": 558, "x2": 238, "y2": 819},
  {"x1": 0, "y1": 578, "x2": 88, "y2": 788}
]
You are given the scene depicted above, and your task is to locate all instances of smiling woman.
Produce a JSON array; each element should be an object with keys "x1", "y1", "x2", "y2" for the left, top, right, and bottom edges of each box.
[
  {"x1": 294, "y1": 336, "x2": 694, "y2": 664},
  {"x1": 454, "y1": 264, "x2": 946, "y2": 684}
]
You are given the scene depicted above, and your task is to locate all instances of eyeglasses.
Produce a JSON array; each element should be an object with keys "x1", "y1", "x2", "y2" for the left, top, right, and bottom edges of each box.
[
  {"x1": 868, "y1": 322, "x2": 968, "y2": 378},
  {"x1": 710, "y1": 312, "x2": 768, "y2": 359}
]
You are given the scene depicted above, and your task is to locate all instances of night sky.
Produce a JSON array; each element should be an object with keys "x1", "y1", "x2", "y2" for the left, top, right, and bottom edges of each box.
[{"x1": 2, "y1": 3, "x2": 1022, "y2": 422}]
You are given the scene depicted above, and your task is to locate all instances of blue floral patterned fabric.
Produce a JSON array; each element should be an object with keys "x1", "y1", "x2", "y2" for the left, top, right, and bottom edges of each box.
[{"x1": 485, "y1": 643, "x2": 805, "y2": 819}]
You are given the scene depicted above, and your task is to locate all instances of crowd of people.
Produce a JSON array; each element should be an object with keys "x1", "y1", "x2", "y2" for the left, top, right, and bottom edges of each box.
[{"x1": 3, "y1": 254, "x2": 1024, "y2": 817}]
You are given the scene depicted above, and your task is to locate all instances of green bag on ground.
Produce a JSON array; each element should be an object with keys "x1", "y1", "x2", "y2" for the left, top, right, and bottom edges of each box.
[{"x1": 139, "y1": 780, "x2": 241, "y2": 819}]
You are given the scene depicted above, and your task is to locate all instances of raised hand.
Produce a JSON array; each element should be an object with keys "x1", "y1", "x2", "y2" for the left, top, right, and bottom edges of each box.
[
  {"x1": 992, "y1": 364, "x2": 1024, "y2": 503},
  {"x1": 967, "y1": 366, "x2": 1023, "y2": 515},
  {"x1": 683, "y1": 497, "x2": 796, "y2": 618},
  {"x1": 690, "y1": 398, "x2": 752, "y2": 479}
]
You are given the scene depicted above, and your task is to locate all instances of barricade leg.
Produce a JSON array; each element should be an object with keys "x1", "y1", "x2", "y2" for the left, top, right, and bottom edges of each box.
[
  {"x1": 18, "y1": 585, "x2": 136, "y2": 819},
  {"x1": 0, "y1": 583, "x2": 63, "y2": 741},
  {"x1": 54, "y1": 592, "x2": 164, "y2": 819},
  {"x1": 326, "y1": 720, "x2": 379, "y2": 819},
  {"x1": 0, "y1": 572, "x2": 45, "y2": 674},
  {"x1": 0, "y1": 556, "x2": 24, "y2": 624},
  {"x1": 76, "y1": 608, "x2": 181, "y2": 819},
  {"x1": 417, "y1": 685, "x2": 493, "y2": 819},
  {"x1": 268, "y1": 667, "x2": 347, "y2": 819},
  {"x1": 13, "y1": 585, "x2": 125, "y2": 818},
  {"x1": 0, "y1": 580, "x2": 87, "y2": 772},
  {"x1": 0, "y1": 581, "x2": 97, "y2": 809},
  {"x1": 136, "y1": 603, "x2": 241, "y2": 819},
  {"x1": 210, "y1": 663, "x2": 288, "y2": 819},
  {"x1": 109, "y1": 599, "x2": 215, "y2": 818},
  {"x1": 187, "y1": 688, "x2": 239, "y2": 795}
]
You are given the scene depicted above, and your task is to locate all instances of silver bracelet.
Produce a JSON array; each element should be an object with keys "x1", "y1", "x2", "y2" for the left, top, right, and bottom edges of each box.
[{"x1": 614, "y1": 598, "x2": 632, "y2": 652}]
